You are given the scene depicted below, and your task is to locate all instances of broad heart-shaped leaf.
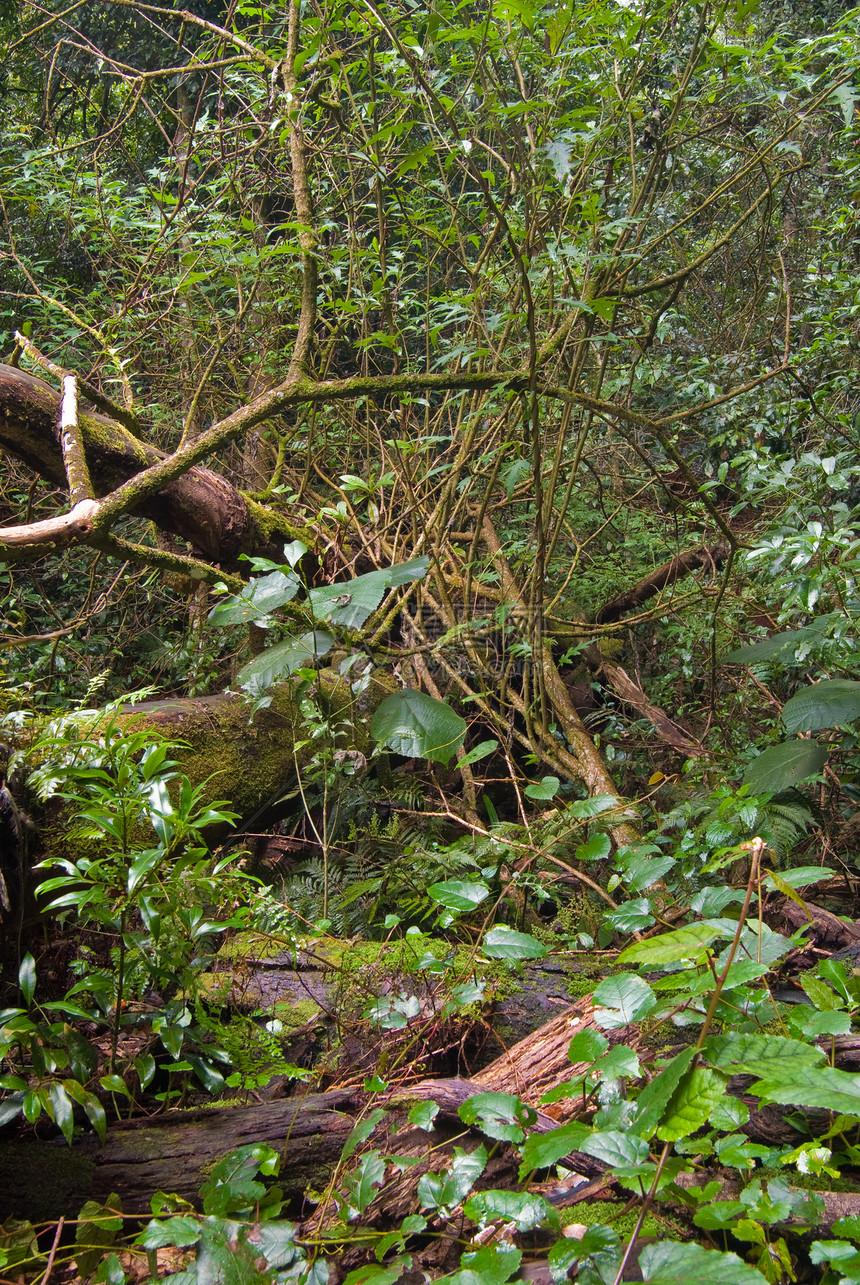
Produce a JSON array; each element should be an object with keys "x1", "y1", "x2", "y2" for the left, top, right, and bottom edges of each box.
[
  {"x1": 655, "y1": 1067, "x2": 728, "y2": 1141},
  {"x1": 310, "y1": 556, "x2": 429, "y2": 631},
  {"x1": 370, "y1": 689, "x2": 466, "y2": 765},
  {"x1": 750, "y1": 1066, "x2": 860, "y2": 1115},
  {"x1": 592, "y1": 973, "x2": 656, "y2": 1029},
  {"x1": 783, "y1": 679, "x2": 860, "y2": 733},
  {"x1": 524, "y1": 774, "x2": 560, "y2": 800},
  {"x1": 481, "y1": 925, "x2": 548, "y2": 960},
  {"x1": 428, "y1": 879, "x2": 490, "y2": 912},
  {"x1": 640, "y1": 1241, "x2": 771, "y2": 1285},
  {"x1": 237, "y1": 630, "x2": 335, "y2": 691},
  {"x1": 208, "y1": 569, "x2": 300, "y2": 625},
  {"x1": 742, "y1": 739, "x2": 828, "y2": 792},
  {"x1": 617, "y1": 921, "x2": 731, "y2": 966}
]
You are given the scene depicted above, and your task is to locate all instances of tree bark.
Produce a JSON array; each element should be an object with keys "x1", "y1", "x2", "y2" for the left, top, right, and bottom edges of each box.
[
  {"x1": 0, "y1": 364, "x2": 289, "y2": 567},
  {"x1": 594, "y1": 543, "x2": 729, "y2": 625}
]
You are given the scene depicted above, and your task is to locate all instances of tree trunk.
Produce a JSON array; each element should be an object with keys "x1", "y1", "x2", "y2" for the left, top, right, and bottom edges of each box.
[{"x1": 0, "y1": 364, "x2": 295, "y2": 567}]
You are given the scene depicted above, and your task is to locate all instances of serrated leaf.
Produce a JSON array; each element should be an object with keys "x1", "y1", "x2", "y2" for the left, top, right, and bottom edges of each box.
[
  {"x1": 459, "y1": 1092, "x2": 535, "y2": 1143},
  {"x1": 783, "y1": 679, "x2": 860, "y2": 732},
  {"x1": 482, "y1": 926, "x2": 548, "y2": 960},
  {"x1": 751, "y1": 1066, "x2": 860, "y2": 1115},
  {"x1": 137, "y1": 1216, "x2": 201, "y2": 1249},
  {"x1": 447, "y1": 1242, "x2": 522, "y2": 1285},
  {"x1": 603, "y1": 899, "x2": 656, "y2": 932},
  {"x1": 581, "y1": 1129, "x2": 650, "y2": 1167},
  {"x1": 568, "y1": 1030, "x2": 609, "y2": 1063},
  {"x1": 633, "y1": 1049, "x2": 698, "y2": 1138},
  {"x1": 743, "y1": 740, "x2": 828, "y2": 791},
  {"x1": 617, "y1": 922, "x2": 729, "y2": 965},
  {"x1": 518, "y1": 1121, "x2": 592, "y2": 1176},
  {"x1": 656, "y1": 1068, "x2": 728, "y2": 1141},
  {"x1": 640, "y1": 1240, "x2": 771, "y2": 1284},
  {"x1": 370, "y1": 689, "x2": 466, "y2": 765},
  {"x1": 800, "y1": 971, "x2": 841, "y2": 1012},
  {"x1": 702, "y1": 1033, "x2": 825, "y2": 1078},
  {"x1": 408, "y1": 1100, "x2": 439, "y2": 1131},
  {"x1": 464, "y1": 1188, "x2": 550, "y2": 1232},
  {"x1": 592, "y1": 973, "x2": 656, "y2": 1028}
]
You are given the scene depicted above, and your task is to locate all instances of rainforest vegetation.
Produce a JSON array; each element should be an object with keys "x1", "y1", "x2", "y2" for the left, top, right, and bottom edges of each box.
[{"x1": 3, "y1": 0, "x2": 860, "y2": 1280}]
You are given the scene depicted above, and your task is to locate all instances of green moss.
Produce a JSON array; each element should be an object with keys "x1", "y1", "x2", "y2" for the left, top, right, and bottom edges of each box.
[
  {"x1": 272, "y1": 997, "x2": 321, "y2": 1029},
  {"x1": 561, "y1": 1200, "x2": 684, "y2": 1239}
]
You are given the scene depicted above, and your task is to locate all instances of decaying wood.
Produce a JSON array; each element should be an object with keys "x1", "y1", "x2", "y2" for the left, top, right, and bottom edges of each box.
[
  {"x1": 0, "y1": 1000, "x2": 610, "y2": 1222},
  {"x1": 581, "y1": 645, "x2": 709, "y2": 758},
  {"x1": 0, "y1": 363, "x2": 284, "y2": 567},
  {"x1": 776, "y1": 896, "x2": 860, "y2": 948},
  {"x1": 472, "y1": 993, "x2": 638, "y2": 1107},
  {"x1": 595, "y1": 542, "x2": 730, "y2": 625}
]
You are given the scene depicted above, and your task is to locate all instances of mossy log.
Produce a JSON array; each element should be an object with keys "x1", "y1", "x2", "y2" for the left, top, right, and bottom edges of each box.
[
  {"x1": 0, "y1": 363, "x2": 302, "y2": 568},
  {"x1": 106, "y1": 665, "x2": 392, "y2": 819},
  {"x1": 7, "y1": 667, "x2": 394, "y2": 916},
  {"x1": 0, "y1": 999, "x2": 614, "y2": 1222}
]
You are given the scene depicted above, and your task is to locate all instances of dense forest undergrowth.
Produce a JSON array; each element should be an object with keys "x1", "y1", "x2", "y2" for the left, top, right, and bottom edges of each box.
[{"x1": 4, "y1": 0, "x2": 860, "y2": 1280}]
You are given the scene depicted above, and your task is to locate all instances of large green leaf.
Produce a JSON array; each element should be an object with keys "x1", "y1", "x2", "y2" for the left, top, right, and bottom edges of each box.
[
  {"x1": 750, "y1": 1066, "x2": 860, "y2": 1115},
  {"x1": 617, "y1": 922, "x2": 730, "y2": 965},
  {"x1": 310, "y1": 557, "x2": 429, "y2": 630},
  {"x1": 370, "y1": 689, "x2": 466, "y2": 765},
  {"x1": 640, "y1": 1241, "x2": 770, "y2": 1284},
  {"x1": 702, "y1": 1033, "x2": 825, "y2": 1078},
  {"x1": 236, "y1": 630, "x2": 335, "y2": 691},
  {"x1": 633, "y1": 1049, "x2": 698, "y2": 1138},
  {"x1": 782, "y1": 679, "x2": 860, "y2": 732},
  {"x1": 742, "y1": 739, "x2": 828, "y2": 791},
  {"x1": 592, "y1": 974, "x2": 656, "y2": 1028},
  {"x1": 724, "y1": 621, "x2": 829, "y2": 665},
  {"x1": 428, "y1": 879, "x2": 490, "y2": 912},
  {"x1": 655, "y1": 1067, "x2": 728, "y2": 1141},
  {"x1": 518, "y1": 1120, "x2": 592, "y2": 1175},
  {"x1": 209, "y1": 569, "x2": 301, "y2": 625},
  {"x1": 482, "y1": 926, "x2": 548, "y2": 960}
]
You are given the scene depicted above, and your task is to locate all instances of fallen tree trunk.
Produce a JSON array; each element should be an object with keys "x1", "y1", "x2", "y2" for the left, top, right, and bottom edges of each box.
[
  {"x1": 0, "y1": 363, "x2": 297, "y2": 568},
  {"x1": 0, "y1": 997, "x2": 614, "y2": 1221},
  {"x1": 595, "y1": 542, "x2": 730, "y2": 625}
]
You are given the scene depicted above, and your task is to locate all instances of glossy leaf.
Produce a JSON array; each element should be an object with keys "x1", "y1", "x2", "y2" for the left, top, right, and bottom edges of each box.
[
  {"x1": 481, "y1": 925, "x2": 548, "y2": 960},
  {"x1": 370, "y1": 689, "x2": 467, "y2": 765},
  {"x1": 236, "y1": 630, "x2": 335, "y2": 690},
  {"x1": 428, "y1": 879, "x2": 489, "y2": 912}
]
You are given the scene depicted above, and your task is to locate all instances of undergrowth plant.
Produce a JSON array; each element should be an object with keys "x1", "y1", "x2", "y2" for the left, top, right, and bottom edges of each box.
[{"x1": 0, "y1": 706, "x2": 281, "y2": 1130}]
